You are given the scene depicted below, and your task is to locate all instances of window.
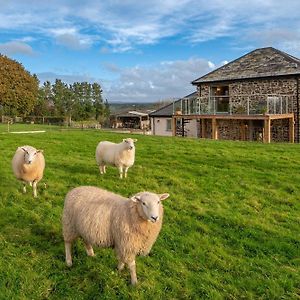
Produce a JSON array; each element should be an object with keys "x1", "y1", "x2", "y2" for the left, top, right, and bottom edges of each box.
[
  {"x1": 211, "y1": 85, "x2": 229, "y2": 113},
  {"x1": 166, "y1": 119, "x2": 172, "y2": 131}
]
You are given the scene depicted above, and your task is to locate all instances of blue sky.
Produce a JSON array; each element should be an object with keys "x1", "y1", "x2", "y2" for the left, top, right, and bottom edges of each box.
[{"x1": 1, "y1": 0, "x2": 300, "y2": 102}]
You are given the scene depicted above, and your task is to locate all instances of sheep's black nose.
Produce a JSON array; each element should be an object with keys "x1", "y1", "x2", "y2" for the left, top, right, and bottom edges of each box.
[
  {"x1": 151, "y1": 216, "x2": 158, "y2": 222},
  {"x1": 129, "y1": 146, "x2": 133, "y2": 150}
]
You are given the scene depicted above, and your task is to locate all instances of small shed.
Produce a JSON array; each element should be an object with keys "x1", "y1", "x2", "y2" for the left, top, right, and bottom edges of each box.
[{"x1": 110, "y1": 110, "x2": 150, "y2": 130}]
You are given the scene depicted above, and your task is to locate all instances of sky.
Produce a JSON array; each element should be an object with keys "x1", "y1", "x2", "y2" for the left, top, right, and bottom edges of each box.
[{"x1": 1, "y1": 0, "x2": 300, "y2": 103}]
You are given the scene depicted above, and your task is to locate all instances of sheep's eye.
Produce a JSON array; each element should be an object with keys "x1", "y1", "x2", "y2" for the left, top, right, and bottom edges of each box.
[
  {"x1": 142, "y1": 202, "x2": 146, "y2": 206},
  {"x1": 157, "y1": 201, "x2": 160, "y2": 204}
]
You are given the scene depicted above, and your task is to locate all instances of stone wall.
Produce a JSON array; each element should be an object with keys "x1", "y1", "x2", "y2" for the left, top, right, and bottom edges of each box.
[
  {"x1": 271, "y1": 119, "x2": 290, "y2": 142},
  {"x1": 229, "y1": 78, "x2": 297, "y2": 114},
  {"x1": 197, "y1": 118, "x2": 289, "y2": 142}
]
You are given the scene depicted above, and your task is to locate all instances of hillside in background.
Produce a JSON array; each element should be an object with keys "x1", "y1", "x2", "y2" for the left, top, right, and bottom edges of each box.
[{"x1": 108, "y1": 100, "x2": 172, "y2": 113}]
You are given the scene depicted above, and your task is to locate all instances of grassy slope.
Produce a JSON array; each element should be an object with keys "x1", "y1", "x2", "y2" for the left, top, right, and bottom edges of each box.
[{"x1": 0, "y1": 124, "x2": 299, "y2": 299}]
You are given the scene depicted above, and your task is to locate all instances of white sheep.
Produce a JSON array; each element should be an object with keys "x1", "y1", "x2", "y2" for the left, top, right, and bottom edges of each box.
[
  {"x1": 95, "y1": 138, "x2": 137, "y2": 179},
  {"x1": 12, "y1": 145, "x2": 45, "y2": 198},
  {"x1": 62, "y1": 186, "x2": 169, "y2": 285}
]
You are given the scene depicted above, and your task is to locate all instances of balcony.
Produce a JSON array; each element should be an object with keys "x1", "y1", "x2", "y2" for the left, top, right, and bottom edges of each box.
[
  {"x1": 174, "y1": 94, "x2": 293, "y2": 116},
  {"x1": 172, "y1": 94, "x2": 295, "y2": 143}
]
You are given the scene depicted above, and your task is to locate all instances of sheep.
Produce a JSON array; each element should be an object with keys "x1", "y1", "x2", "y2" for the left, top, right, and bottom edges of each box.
[
  {"x1": 95, "y1": 138, "x2": 137, "y2": 179},
  {"x1": 62, "y1": 186, "x2": 169, "y2": 285},
  {"x1": 12, "y1": 145, "x2": 45, "y2": 198}
]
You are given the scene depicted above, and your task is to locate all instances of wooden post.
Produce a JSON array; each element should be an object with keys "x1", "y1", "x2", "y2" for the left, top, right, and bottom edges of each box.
[
  {"x1": 240, "y1": 123, "x2": 246, "y2": 141},
  {"x1": 172, "y1": 117, "x2": 177, "y2": 136},
  {"x1": 212, "y1": 118, "x2": 218, "y2": 140},
  {"x1": 249, "y1": 120, "x2": 253, "y2": 141},
  {"x1": 201, "y1": 119, "x2": 205, "y2": 138},
  {"x1": 264, "y1": 116, "x2": 271, "y2": 143},
  {"x1": 289, "y1": 116, "x2": 294, "y2": 143}
]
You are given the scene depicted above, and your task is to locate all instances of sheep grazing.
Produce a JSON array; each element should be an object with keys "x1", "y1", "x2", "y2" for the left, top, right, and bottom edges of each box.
[
  {"x1": 62, "y1": 186, "x2": 169, "y2": 285},
  {"x1": 95, "y1": 138, "x2": 137, "y2": 179},
  {"x1": 12, "y1": 145, "x2": 45, "y2": 198}
]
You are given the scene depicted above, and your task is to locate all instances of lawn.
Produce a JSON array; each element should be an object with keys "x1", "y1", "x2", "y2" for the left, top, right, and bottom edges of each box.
[{"x1": 0, "y1": 124, "x2": 299, "y2": 299}]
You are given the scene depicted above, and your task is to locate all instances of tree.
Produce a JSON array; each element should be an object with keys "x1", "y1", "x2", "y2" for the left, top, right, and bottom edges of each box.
[
  {"x1": 92, "y1": 82, "x2": 104, "y2": 121},
  {"x1": 0, "y1": 54, "x2": 38, "y2": 116},
  {"x1": 36, "y1": 79, "x2": 109, "y2": 123}
]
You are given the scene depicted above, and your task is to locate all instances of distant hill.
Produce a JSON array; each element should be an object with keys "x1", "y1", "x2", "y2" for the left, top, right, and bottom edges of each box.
[{"x1": 108, "y1": 101, "x2": 172, "y2": 114}]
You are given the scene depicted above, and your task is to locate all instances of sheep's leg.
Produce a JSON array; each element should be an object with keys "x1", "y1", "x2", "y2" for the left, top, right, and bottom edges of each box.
[
  {"x1": 99, "y1": 165, "x2": 103, "y2": 174},
  {"x1": 124, "y1": 167, "x2": 129, "y2": 178},
  {"x1": 99, "y1": 164, "x2": 106, "y2": 175},
  {"x1": 65, "y1": 241, "x2": 73, "y2": 267},
  {"x1": 118, "y1": 261, "x2": 125, "y2": 271},
  {"x1": 118, "y1": 166, "x2": 123, "y2": 179},
  {"x1": 23, "y1": 183, "x2": 27, "y2": 193},
  {"x1": 128, "y1": 260, "x2": 137, "y2": 285},
  {"x1": 84, "y1": 242, "x2": 95, "y2": 257},
  {"x1": 32, "y1": 181, "x2": 37, "y2": 198}
]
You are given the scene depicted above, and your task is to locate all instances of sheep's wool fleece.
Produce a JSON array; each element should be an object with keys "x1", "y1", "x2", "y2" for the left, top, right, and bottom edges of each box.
[
  {"x1": 96, "y1": 141, "x2": 135, "y2": 167},
  {"x1": 12, "y1": 146, "x2": 45, "y2": 183},
  {"x1": 62, "y1": 186, "x2": 163, "y2": 262}
]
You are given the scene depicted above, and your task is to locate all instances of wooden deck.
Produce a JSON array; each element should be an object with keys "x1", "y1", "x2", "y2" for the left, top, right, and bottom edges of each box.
[{"x1": 172, "y1": 113, "x2": 295, "y2": 143}]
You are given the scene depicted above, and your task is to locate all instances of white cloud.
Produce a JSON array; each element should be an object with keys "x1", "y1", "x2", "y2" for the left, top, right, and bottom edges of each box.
[
  {"x1": 0, "y1": 41, "x2": 34, "y2": 56},
  {"x1": 0, "y1": 1, "x2": 300, "y2": 52},
  {"x1": 103, "y1": 57, "x2": 215, "y2": 102},
  {"x1": 48, "y1": 27, "x2": 94, "y2": 50}
]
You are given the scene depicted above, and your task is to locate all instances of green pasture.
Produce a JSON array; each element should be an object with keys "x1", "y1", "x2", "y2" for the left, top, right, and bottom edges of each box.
[{"x1": 0, "y1": 124, "x2": 299, "y2": 299}]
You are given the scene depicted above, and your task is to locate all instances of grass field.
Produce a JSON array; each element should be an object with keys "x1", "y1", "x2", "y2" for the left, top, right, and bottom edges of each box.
[{"x1": 0, "y1": 124, "x2": 300, "y2": 299}]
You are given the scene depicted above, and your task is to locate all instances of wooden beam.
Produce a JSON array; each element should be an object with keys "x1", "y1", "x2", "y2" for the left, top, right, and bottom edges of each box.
[
  {"x1": 289, "y1": 116, "x2": 295, "y2": 143},
  {"x1": 212, "y1": 118, "x2": 218, "y2": 140},
  {"x1": 201, "y1": 119, "x2": 205, "y2": 138},
  {"x1": 249, "y1": 120, "x2": 253, "y2": 141},
  {"x1": 264, "y1": 117, "x2": 271, "y2": 143},
  {"x1": 172, "y1": 117, "x2": 176, "y2": 136},
  {"x1": 172, "y1": 113, "x2": 294, "y2": 121}
]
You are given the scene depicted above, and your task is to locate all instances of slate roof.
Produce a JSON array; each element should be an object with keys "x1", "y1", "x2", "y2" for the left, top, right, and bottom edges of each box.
[
  {"x1": 149, "y1": 92, "x2": 197, "y2": 117},
  {"x1": 192, "y1": 47, "x2": 300, "y2": 84}
]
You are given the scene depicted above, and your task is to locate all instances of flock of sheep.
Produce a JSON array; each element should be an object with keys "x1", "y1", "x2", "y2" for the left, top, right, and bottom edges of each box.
[{"x1": 11, "y1": 137, "x2": 169, "y2": 285}]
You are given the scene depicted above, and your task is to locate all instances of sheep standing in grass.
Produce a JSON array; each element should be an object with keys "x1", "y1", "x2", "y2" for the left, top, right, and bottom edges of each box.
[
  {"x1": 12, "y1": 145, "x2": 45, "y2": 198},
  {"x1": 95, "y1": 138, "x2": 137, "y2": 179},
  {"x1": 62, "y1": 186, "x2": 169, "y2": 285}
]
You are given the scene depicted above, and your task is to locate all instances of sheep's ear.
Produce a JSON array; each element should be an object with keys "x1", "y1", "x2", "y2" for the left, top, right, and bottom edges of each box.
[
  {"x1": 36, "y1": 149, "x2": 43, "y2": 153},
  {"x1": 21, "y1": 147, "x2": 27, "y2": 152},
  {"x1": 133, "y1": 139, "x2": 137, "y2": 142},
  {"x1": 123, "y1": 139, "x2": 127, "y2": 142},
  {"x1": 159, "y1": 193, "x2": 169, "y2": 201},
  {"x1": 130, "y1": 195, "x2": 141, "y2": 202}
]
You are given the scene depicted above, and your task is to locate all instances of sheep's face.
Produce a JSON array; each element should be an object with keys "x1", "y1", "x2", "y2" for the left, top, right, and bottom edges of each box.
[
  {"x1": 131, "y1": 192, "x2": 169, "y2": 223},
  {"x1": 123, "y1": 138, "x2": 137, "y2": 151},
  {"x1": 21, "y1": 147, "x2": 42, "y2": 164}
]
